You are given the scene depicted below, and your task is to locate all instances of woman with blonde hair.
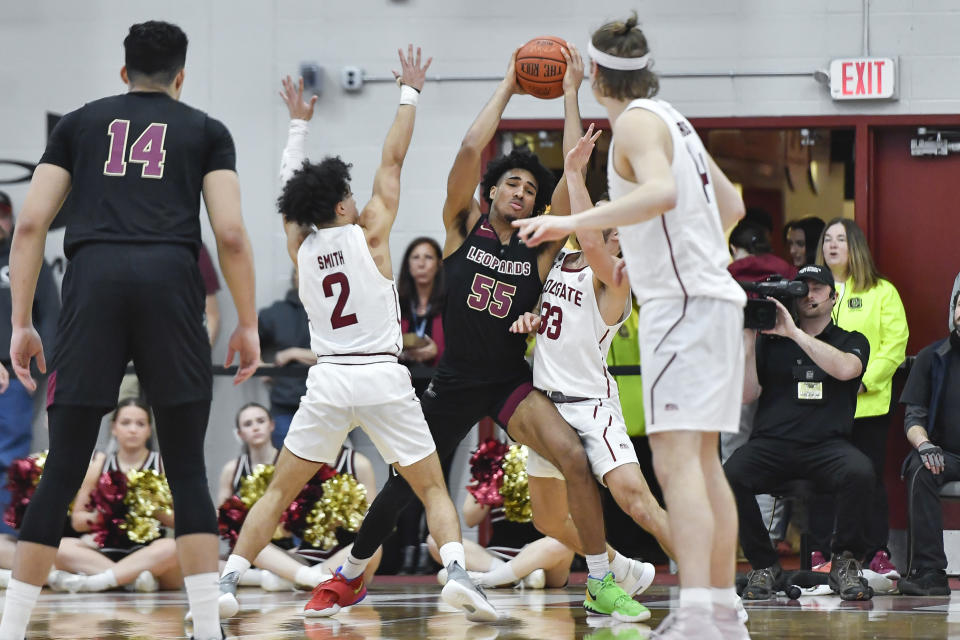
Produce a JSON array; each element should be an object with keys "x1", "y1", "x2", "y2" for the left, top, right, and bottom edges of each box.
[{"x1": 814, "y1": 217, "x2": 908, "y2": 579}]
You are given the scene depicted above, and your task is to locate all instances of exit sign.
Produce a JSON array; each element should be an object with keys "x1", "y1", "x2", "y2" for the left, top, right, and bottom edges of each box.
[{"x1": 830, "y1": 57, "x2": 897, "y2": 100}]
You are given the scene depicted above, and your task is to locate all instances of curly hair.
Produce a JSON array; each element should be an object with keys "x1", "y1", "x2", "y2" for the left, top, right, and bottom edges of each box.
[
  {"x1": 480, "y1": 148, "x2": 555, "y2": 217},
  {"x1": 591, "y1": 12, "x2": 659, "y2": 101},
  {"x1": 277, "y1": 157, "x2": 352, "y2": 227}
]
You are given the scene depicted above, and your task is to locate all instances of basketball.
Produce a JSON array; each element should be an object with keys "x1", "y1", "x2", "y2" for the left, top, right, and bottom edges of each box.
[{"x1": 515, "y1": 36, "x2": 567, "y2": 99}]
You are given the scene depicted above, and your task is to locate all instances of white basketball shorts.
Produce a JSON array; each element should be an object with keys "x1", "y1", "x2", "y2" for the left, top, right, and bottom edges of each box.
[
  {"x1": 284, "y1": 361, "x2": 436, "y2": 467},
  {"x1": 639, "y1": 297, "x2": 744, "y2": 434},
  {"x1": 526, "y1": 398, "x2": 638, "y2": 485}
]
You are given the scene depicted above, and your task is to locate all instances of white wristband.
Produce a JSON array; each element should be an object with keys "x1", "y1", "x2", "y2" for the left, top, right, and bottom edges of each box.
[{"x1": 399, "y1": 84, "x2": 419, "y2": 106}]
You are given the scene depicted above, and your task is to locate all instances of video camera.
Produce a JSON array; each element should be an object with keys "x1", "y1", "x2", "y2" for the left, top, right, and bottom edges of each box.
[{"x1": 739, "y1": 277, "x2": 808, "y2": 330}]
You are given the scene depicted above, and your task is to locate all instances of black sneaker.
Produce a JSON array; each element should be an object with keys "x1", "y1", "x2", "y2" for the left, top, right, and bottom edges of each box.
[
  {"x1": 899, "y1": 568, "x2": 950, "y2": 596},
  {"x1": 829, "y1": 552, "x2": 872, "y2": 600},
  {"x1": 743, "y1": 565, "x2": 780, "y2": 600}
]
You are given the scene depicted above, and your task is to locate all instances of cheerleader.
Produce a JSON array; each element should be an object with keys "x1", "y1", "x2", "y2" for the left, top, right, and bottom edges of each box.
[
  {"x1": 430, "y1": 441, "x2": 573, "y2": 589},
  {"x1": 56, "y1": 398, "x2": 180, "y2": 591},
  {"x1": 217, "y1": 403, "x2": 381, "y2": 590}
]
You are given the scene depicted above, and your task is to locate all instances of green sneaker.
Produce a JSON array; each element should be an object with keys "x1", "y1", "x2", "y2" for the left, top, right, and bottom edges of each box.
[{"x1": 584, "y1": 572, "x2": 651, "y2": 622}]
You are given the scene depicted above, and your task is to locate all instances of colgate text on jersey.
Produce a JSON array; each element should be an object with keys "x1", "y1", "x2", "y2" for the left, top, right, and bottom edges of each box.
[{"x1": 543, "y1": 277, "x2": 584, "y2": 307}]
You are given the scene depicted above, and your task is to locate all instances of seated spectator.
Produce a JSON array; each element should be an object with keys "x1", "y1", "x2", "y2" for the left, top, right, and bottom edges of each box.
[
  {"x1": 426, "y1": 442, "x2": 573, "y2": 589},
  {"x1": 397, "y1": 236, "x2": 445, "y2": 379},
  {"x1": 725, "y1": 265, "x2": 875, "y2": 601},
  {"x1": 259, "y1": 269, "x2": 314, "y2": 448},
  {"x1": 395, "y1": 237, "x2": 446, "y2": 574},
  {"x1": 0, "y1": 190, "x2": 60, "y2": 537},
  {"x1": 898, "y1": 281, "x2": 960, "y2": 596},
  {"x1": 728, "y1": 219, "x2": 797, "y2": 283},
  {"x1": 218, "y1": 403, "x2": 382, "y2": 590},
  {"x1": 783, "y1": 217, "x2": 826, "y2": 268},
  {"x1": 57, "y1": 399, "x2": 181, "y2": 592}
]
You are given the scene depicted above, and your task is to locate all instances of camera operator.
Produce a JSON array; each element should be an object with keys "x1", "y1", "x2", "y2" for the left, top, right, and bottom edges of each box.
[{"x1": 724, "y1": 265, "x2": 875, "y2": 601}]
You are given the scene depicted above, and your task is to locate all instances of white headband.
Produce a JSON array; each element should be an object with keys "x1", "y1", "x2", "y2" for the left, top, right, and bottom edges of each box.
[{"x1": 587, "y1": 41, "x2": 651, "y2": 71}]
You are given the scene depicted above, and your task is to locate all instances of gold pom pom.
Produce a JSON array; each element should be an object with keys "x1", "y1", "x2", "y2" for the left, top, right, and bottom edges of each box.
[
  {"x1": 122, "y1": 469, "x2": 173, "y2": 544},
  {"x1": 238, "y1": 464, "x2": 275, "y2": 508},
  {"x1": 302, "y1": 474, "x2": 368, "y2": 549},
  {"x1": 500, "y1": 444, "x2": 532, "y2": 523}
]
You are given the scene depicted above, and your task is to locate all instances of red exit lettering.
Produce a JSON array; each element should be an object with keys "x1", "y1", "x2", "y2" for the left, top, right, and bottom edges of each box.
[{"x1": 842, "y1": 60, "x2": 886, "y2": 96}]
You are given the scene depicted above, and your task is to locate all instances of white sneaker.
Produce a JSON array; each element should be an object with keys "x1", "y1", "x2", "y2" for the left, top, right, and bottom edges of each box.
[
  {"x1": 521, "y1": 569, "x2": 545, "y2": 589},
  {"x1": 441, "y1": 562, "x2": 499, "y2": 622},
  {"x1": 47, "y1": 570, "x2": 84, "y2": 593},
  {"x1": 133, "y1": 570, "x2": 159, "y2": 593},
  {"x1": 260, "y1": 571, "x2": 295, "y2": 592},
  {"x1": 0, "y1": 568, "x2": 10, "y2": 589},
  {"x1": 734, "y1": 595, "x2": 748, "y2": 623},
  {"x1": 616, "y1": 560, "x2": 656, "y2": 596},
  {"x1": 862, "y1": 568, "x2": 896, "y2": 594}
]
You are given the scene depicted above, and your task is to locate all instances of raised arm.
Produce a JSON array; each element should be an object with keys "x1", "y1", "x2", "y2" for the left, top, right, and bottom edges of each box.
[
  {"x1": 513, "y1": 109, "x2": 677, "y2": 246},
  {"x1": 547, "y1": 43, "x2": 586, "y2": 220},
  {"x1": 278, "y1": 75, "x2": 317, "y2": 188},
  {"x1": 442, "y1": 50, "x2": 522, "y2": 251},
  {"x1": 203, "y1": 169, "x2": 259, "y2": 384},
  {"x1": 9, "y1": 163, "x2": 71, "y2": 391},
  {"x1": 360, "y1": 44, "x2": 432, "y2": 279}
]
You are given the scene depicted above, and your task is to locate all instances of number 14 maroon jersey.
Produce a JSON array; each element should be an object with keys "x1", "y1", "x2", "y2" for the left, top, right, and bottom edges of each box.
[{"x1": 39, "y1": 91, "x2": 236, "y2": 259}]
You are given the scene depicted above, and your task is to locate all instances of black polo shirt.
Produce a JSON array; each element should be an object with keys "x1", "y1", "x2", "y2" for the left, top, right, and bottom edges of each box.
[{"x1": 753, "y1": 322, "x2": 870, "y2": 443}]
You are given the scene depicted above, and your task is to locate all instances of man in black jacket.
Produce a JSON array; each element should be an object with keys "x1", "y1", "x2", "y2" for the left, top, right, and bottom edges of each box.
[{"x1": 899, "y1": 278, "x2": 960, "y2": 596}]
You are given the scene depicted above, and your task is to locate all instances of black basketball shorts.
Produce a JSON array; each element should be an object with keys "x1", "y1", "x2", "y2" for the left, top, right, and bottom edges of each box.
[{"x1": 47, "y1": 243, "x2": 212, "y2": 409}]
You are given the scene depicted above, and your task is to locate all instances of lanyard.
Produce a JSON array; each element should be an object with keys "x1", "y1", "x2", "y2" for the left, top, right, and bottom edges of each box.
[{"x1": 410, "y1": 301, "x2": 430, "y2": 338}]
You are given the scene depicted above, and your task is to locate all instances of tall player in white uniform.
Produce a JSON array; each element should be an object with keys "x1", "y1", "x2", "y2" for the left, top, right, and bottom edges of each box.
[
  {"x1": 509, "y1": 126, "x2": 673, "y2": 617},
  {"x1": 514, "y1": 16, "x2": 750, "y2": 640},
  {"x1": 217, "y1": 46, "x2": 497, "y2": 624}
]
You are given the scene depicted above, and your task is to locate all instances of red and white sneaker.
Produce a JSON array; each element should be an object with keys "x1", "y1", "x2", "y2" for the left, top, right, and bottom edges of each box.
[
  {"x1": 304, "y1": 569, "x2": 366, "y2": 617},
  {"x1": 869, "y1": 551, "x2": 901, "y2": 579}
]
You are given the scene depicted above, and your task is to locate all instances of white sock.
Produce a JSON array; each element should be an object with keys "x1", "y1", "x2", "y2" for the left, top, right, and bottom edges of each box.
[
  {"x1": 484, "y1": 556, "x2": 506, "y2": 572},
  {"x1": 0, "y1": 579, "x2": 41, "y2": 639},
  {"x1": 339, "y1": 553, "x2": 370, "y2": 580},
  {"x1": 610, "y1": 551, "x2": 632, "y2": 580},
  {"x1": 184, "y1": 573, "x2": 221, "y2": 640},
  {"x1": 238, "y1": 568, "x2": 263, "y2": 586},
  {"x1": 294, "y1": 564, "x2": 331, "y2": 588},
  {"x1": 0, "y1": 568, "x2": 10, "y2": 589},
  {"x1": 711, "y1": 586, "x2": 738, "y2": 609},
  {"x1": 586, "y1": 553, "x2": 610, "y2": 579},
  {"x1": 438, "y1": 541, "x2": 466, "y2": 570},
  {"x1": 221, "y1": 554, "x2": 251, "y2": 580},
  {"x1": 478, "y1": 562, "x2": 519, "y2": 587},
  {"x1": 83, "y1": 569, "x2": 118, "y2": 592},
  {"x1": 680, "y1": 587, "x2": 713, "y2": 610}
]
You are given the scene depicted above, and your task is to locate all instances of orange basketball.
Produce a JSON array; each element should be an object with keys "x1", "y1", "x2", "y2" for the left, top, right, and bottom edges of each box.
[{"x1": 515, "y1": 36, "x2": 567, "y2": 99}]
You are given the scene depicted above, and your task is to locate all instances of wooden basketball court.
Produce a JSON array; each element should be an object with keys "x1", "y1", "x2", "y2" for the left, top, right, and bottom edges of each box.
[{"x1": 13, "y1": 576, "x2": 959, "y2": 639}]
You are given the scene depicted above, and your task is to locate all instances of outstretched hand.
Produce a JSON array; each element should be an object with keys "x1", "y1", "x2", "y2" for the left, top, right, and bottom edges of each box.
[
  {"x1": 393, "y1": 44, "x2": 432, "y2": 92},
  {"x1": 564, "y1": 123, "x2": 603, "y2": 175},
  {"x1": 279, "y1": 75, "x2": 318, "y2": 121},
  {"x1": 561, "y1": 42, "x2": 584, "y2": 94},
  {"x1": 513, "y1": 215, "x2": 575, "y2": 247}
]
